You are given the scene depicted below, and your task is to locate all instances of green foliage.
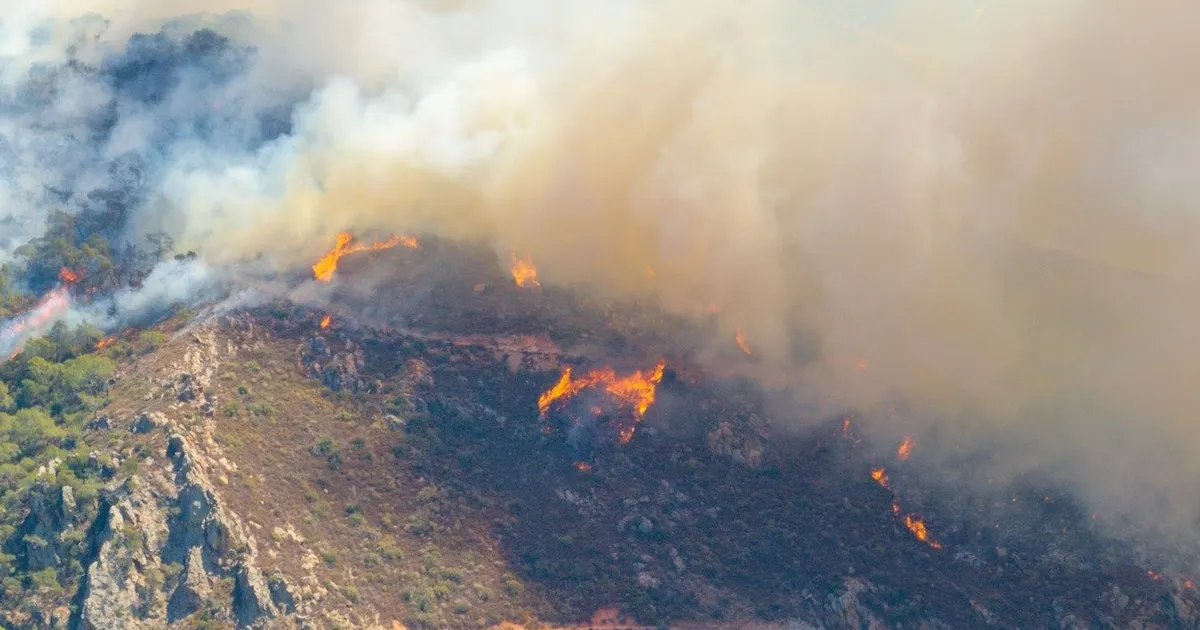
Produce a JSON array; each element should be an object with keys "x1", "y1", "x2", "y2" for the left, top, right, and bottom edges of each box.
[
  {"x1": 137, "y1": 330, "x2": 168, "y2": 350},
  {"x1": 29, "y1": 567, "x2": 60, "y2": 593},
  {"x1": 0, "y1": 323, "x2": 114, "y2": 609}
]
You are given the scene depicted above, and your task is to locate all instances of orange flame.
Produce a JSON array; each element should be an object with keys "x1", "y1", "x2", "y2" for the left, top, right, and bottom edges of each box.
[
  {"x1": 871, "y1": 468, "x2": 889, "y2": 488},
  {"x1": 902, "y1": 512, "x2": 941, "y2": 549},
  {"x1": 575, "y1": 462, "x2": 593, "y2": 473},
  {"x1": 538, "y1": 360, "x2": 667, "y2": 444},
  {"x1": 58, "y1": 268, "x2": 80, "y2": 284},
  {"x1": 734, "y1": 328, "x2": 752, "y2": 355},
  {"x1": 95, "y1": 337, "x2": 115, "y2": 350},
  {"x1": 897, "y1": 436, "x2": 914, "y2": 461},
  {"x1": 312, "y1": 233, "x2": 420, "y2": 282},
  {"x1": 320, "y1": 315, "x2": 332, "y2": 329},
  {"x1": 510, "y1": 253, "x2": 540, "y2": 288},
  {"x1": 843, "y1": 417, "x2": 852, "y2": 438}
]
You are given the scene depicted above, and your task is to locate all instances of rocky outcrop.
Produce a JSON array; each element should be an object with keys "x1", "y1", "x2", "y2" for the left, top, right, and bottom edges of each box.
[
  {"x1": 299, "y1": 334, "x2": 368, "y2": 393},
  {"x1": 76, "y1": 408, "x2": 293, "y2": 629}
]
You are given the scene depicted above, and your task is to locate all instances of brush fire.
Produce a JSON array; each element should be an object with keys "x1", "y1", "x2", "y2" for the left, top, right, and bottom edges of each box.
[
  {"x1": 312, "y1": 232, "x2": 420, "y2": 283},
  {"x1": 538, "y1": 360, "x2": 666, "y2": 447},
  {"x1": 510, "y1": 253, "x2": 540, "y2": 288}
]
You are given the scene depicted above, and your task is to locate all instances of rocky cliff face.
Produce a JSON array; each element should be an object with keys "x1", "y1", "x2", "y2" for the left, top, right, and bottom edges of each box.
[{"x1": 70, "y1": 328, "x2": 293, "y2": 629}]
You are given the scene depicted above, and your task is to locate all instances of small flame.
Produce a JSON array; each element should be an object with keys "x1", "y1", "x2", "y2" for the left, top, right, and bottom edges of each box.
[
  {"x1": 897, "y1": 436, "x2": 915, "y2": 461},
  {"x1": 854, "y1": 358, "x2": 869, "y2": 371},
  {"x1": 58, "y1": 268, "x2": 80, "y2": 284},
  {"x1": 95, "y1": 337, "x2": 115, "y2": 350},
  {"x1": 312, "y1": 232, "x2": 419, "y2": 283},
  {"x1": 843, "y1": 417, "x2": 852, "y2": 438},
  {"x1": 320, "y1": 315, "x2": 332, "y2": 329},
  {"x1": 510, "y1": 253, "x2": 540, "y2": 288},
  {"x1": 871, "y1": 468, "x2": 889, "y2": 488},
  {"x1": 902, "y1": 512, "x2": 941, "y2": 549},
  {"x1": 1148, "y1": 570, "x2": 1163, "y2": 581},
  {"x1": 734, "y1": 328, "x2": 752, "y2": 355},
  {"x1": 538, "y1": 360, "x2": 667, "y2": 444},
  {"x1": 575, "y1": 462, "x2": 593, "y2": 473}
]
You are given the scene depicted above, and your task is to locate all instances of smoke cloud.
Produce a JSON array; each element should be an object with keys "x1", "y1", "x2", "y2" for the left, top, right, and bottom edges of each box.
[{"x1": 7, "y1": 0, "x2": 1200, "y2": 548}]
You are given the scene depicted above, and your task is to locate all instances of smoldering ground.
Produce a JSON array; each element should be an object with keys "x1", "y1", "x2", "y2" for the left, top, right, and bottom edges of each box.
[{"x1": 5, "y1": 0, "x2": 1200, "y2": 553}]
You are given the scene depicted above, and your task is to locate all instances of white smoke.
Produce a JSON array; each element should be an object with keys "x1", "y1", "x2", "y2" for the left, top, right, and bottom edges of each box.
[{"x1": 6, "y1": 0, "x2": 1200, "y2": 552}]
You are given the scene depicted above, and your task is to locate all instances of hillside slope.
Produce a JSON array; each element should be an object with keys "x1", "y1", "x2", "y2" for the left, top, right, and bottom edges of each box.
[{"x1": 1, "y1": 285, "x2": 1194, "y2": 629}]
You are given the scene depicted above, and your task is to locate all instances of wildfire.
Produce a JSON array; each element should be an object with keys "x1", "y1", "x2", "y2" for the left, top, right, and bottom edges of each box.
[
  {"x1": 538, "y1": 360, "x2": 667, "y2": 444},
  {"x1": 510, "y1": 253, "x2": 539, "y2": 288},
  {"x1": 871, "y1": 468, "x2": 889, "y2": 488},
  {"x1": 311, "y1": 232, "x2": 420, "y2": 282},
  {"x1": 58, "y1": 267, "x2": 80, "y2": 284},
  {"x1": 320, "y1": 315, "x2": 332, "y2": 329},
  {"x1": 95, "y1": 337, "x2": 115, "y2": 350},
  {"x1": 734, "y1": 328, "x2": 752, "y2": 355},
  {"x1": 897, "y1": 436, "x2": 914, "y2": 461},
  {"x1": 0, "y1": 287, "x2": 72, "y2": 363},
  {"x1": 575, "y1": 462, "x2": 593, "y2": 473},
  {"x1": 902, "y1": 512, "x2": 941, "y2": 549},
  {"x1": 843, "y1": 417, "x2": 852, "y2": 438}
]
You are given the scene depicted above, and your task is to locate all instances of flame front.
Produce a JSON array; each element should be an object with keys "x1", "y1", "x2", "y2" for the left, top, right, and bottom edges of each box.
[
  {"x1": 510, "y1": 253, "x2": 539, "y2": 288},
  {"x1": 902, "y1": 512, "x2": 941, "y2": 548},
  {"x1": 58, "y1": 267, "x2": 80, "y2": 283},
  {"x1": 95, "y1": 337, "x2": 115, "y2": 350},
  {"x1": 320, "y1": 315, "x2": 332, "y2": 329},
  {"x1": 735, "y1": 328, "x2": 752, "y2": 355},
  {"x1": 312, "y1": 232, "x2": 420, "y2": 283},
  {"x1": 897, "y1": 437, "x2": 915, "y2": 461},
  {"x1": 538, "y1": 360, "x2": 667, "y2": 444}
]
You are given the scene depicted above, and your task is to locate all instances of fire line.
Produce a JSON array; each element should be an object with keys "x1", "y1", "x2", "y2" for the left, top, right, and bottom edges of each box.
[{"x1": 312, "y1": 232, "x2": 419, "y2": 283}]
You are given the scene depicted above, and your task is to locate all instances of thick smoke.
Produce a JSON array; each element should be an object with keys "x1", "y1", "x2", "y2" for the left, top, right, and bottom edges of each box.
[{"x1": 7, "y1": 0, "x2": 1200, "y2": 548}]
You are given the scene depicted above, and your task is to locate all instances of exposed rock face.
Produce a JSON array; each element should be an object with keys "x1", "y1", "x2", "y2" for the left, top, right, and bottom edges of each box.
[
  {"x1": 73, "y1": 326, "x2": 294, "y2": 629},
  {"x1": 130, "y1": 411, "x2": 166, "y2": 434},
  {"x1": 77, "y1": 425, "x2": 289, "y2": 629},
  {"x1": 299, "y1": 334, "x2": 367, "y2": 393}
]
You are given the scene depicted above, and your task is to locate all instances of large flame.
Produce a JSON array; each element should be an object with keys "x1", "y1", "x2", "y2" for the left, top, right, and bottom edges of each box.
[
  {"x1": 510, "y1": 253, "x2": 540, "y2": 288},
  {"x1": 58, "y1": 267, "x2": 80, "y2": 284},
  {"x1": 311, "y1": 232, "x2": 420, "y2": 283},
  {"x1": 538, "y1": 360, "x2": 667, "y2": 444},
  {"x1": 319, "y1": 315, "x2": 332, "y2": 330},
  {"x1": 897, "y1": 437, "x2": 914, "y2": 461}
]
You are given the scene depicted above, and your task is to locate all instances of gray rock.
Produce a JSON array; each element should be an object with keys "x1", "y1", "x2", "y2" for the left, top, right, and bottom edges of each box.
[
  {"x1": 130, "y1": 411, "x2": 166, "y2": 434},
  {"x1": 233, "y1": 564, "x2": 280, "y2": 627},
  {"x1": 168, "y1": 547, "x2": 211, "y2": 621},
  {"x1": 61, "y1": 485, "x2": 76, "y2": 519}
]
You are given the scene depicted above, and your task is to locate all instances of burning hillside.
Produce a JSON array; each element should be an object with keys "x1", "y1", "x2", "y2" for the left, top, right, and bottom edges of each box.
[{"x1": 3, "y1": 1, "x2": 1200, "y2": 628}]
